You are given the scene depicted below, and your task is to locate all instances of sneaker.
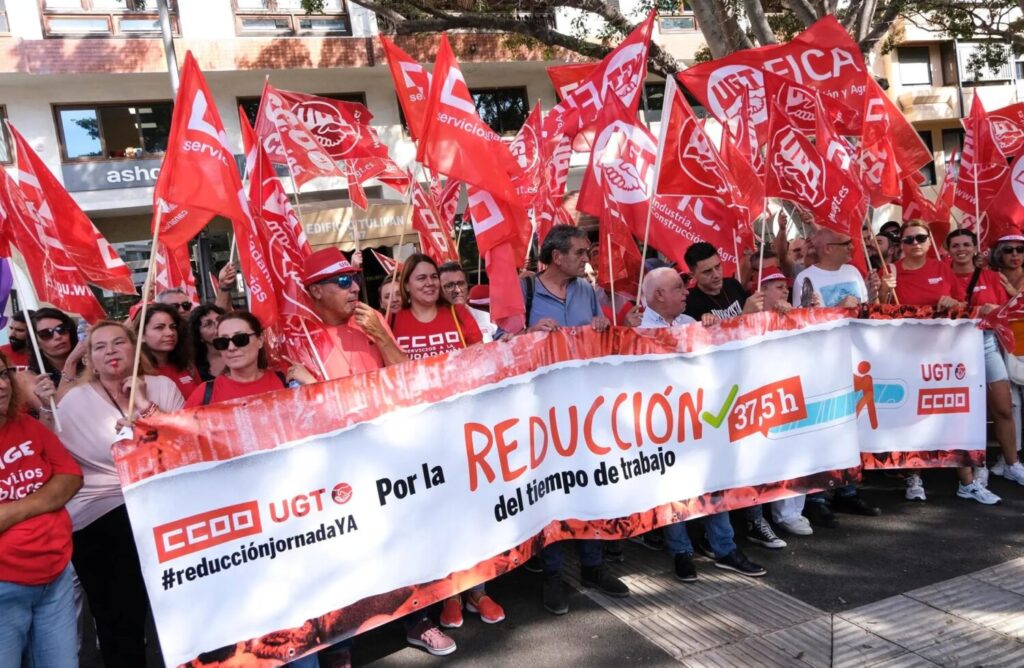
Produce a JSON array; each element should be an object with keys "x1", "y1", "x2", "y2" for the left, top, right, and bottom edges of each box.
[
  {"x1": 524, "y1": 556, "x2": 543, "y2": 573},
  {"x1": 580, "y1": 565, "x2": 630, "y2": 597},
  {"x1": 746, "y1": 517, "x2": 787, "y2": 549},
  {"x1": 991, "y1": 455, "x2": 1006, "y2": 476},
  {"x1": 832, "y1": 494, "x2": 882, "y2": 516},
  {"x1": 974, "y1": 466, "x2": 990, "y2": 488},
  {"x1": 803, "y1": 501, "x2": 839, "y2": 528},
  {"x1": 542, "y1": 573, "x2": 568, "y2": 615},
  {"x1": 673, "y1": 553, "x2": 697, "y2": 582},
  {"x1": 957, "y1": 481, "x2": 1002, "y2": 505},
  {"x1": 466, "y1": 595, "x2": 505, "y2": 624},
  {"x1": 714, "y1": 549, "x2": 767, "y2": 577},
  {"x1": 406, "y1": 619, "x2": 457, "y2": 656},
  {"x1": 776, "y1": 515, "x2": 813, "y2": 536},
  {"x1": 439, "y1": 596, "x2": 463, "y2": 628},
  {"x1": 1001, "y1": 461, "x2": 1024, "y2": 486},
  {"x1": 692, "y1": 534, "x2": 716, "y2": 560},
  {"x1": 905, "y1": 474, "x2": 926, "y2": 501},
  {"x1": 629, "y1": 531, "x2": 665, "y2": 551},
  {"x1": 604, "y1": 541, "x2": 625, "y2": 563}
]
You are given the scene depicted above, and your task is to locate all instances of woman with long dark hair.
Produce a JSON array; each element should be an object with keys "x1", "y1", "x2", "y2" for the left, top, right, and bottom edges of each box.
[
  {"x1": 135, "y1": 302, "x2": 199, "y2": 399},
  {"x1": 21, "y1": 308, "x2": 87, "y2": 414},
  {"x1": 188, "y1": 303, "x2": 227, "y2": 382}
]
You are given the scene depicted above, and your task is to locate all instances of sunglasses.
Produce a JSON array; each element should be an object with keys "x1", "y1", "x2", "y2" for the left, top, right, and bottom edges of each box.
[
  {"x1": 171, "y1": 301, "x2": 193, "y2": 312},
  {"x1": 827, "y1": 240, "x2": 853, "y2": 247},
  {"x1": 319, "y1": 274, "x2": 360, "y2": 290},
  {"x1": 1004, "y1": 246, "x2": 1024, "y2": 255},
  {"x1": 211, "y1": 332, "x2": 257, "y2": 351},
  {"x1": 36, "y1": 324, "x2": 71, "y2": 341},
  {"x1": 902, "y1": 234, "x2": 930, "y2": 245}
]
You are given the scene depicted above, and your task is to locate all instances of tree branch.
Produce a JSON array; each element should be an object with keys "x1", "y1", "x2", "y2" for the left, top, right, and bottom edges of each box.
[
  {"x1": 856, "y1": 0, "x2": 879, "y2": 42},
  {"x1": 743, "y1": 0, "x2": 778, "y2": 45},
  {"x1": 860, "y1": 0, "x2": 903, "y2": 53},
  {"x1": 781, "y1": 0, "x2": 820, "y2": 27}
]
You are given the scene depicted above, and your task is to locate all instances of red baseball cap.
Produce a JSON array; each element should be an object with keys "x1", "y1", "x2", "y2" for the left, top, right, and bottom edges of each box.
[
  {"x1": 468, "y1": 284, "x2": 490, "y2": 307},
  {"x1": 301, "y1": 247, "x2": 360, "y2": 287},
  {"x1": 759, "y1": 270, "x2": 787, "y2": 286}
]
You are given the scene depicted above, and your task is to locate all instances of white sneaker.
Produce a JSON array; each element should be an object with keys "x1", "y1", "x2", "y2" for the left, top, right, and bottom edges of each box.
[
  {"x1": 991, "y1": 455, "x2": 1006, "y2": 476},
  {"x1": 776, "y1": 515, "x2": 813, "y2": 536},
  {"x1": 905, "y1": 474, "x2": 926, "y2": 501},
  {"x1": 1001, "y1": 461, "x2": 1024, "y2": 486},
  {"x1": 974, "y1": 466, "x2": 990, "y2": 488},
  {"x1": 957, "y1": 481, "x2": 1001, "y2": 504}
]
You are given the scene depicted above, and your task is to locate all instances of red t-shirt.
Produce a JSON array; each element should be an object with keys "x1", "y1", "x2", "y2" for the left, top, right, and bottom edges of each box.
[
  {"x1": 951, "y1": 266, "x2": 1009, "y2": 310},
  {"x1": 312, "y1": 312, "x2": 393, "y2": 381},
  {"x1": 895, "y1": 258, "x2": 965, "y2": 307},
  {"x1": 0, "y1": 414, "x2": 82, "y2": 585},
  {"x1": 184, "y1": 370, "x2": 287, "y2": 408},
  {"x1": 155, "y1": 363, "x2": 198, "y2": 400},
  {"x1": 0, "y1": 344, "x2": 29, "y2": 369},
  {"x1": 391, "y1": 305, "x2": 483, "y2": 360}
]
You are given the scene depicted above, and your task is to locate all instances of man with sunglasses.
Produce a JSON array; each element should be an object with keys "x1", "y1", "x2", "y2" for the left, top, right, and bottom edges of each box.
[{"x1": 156, "y1": 288, "x2": 196, "y2": 315}]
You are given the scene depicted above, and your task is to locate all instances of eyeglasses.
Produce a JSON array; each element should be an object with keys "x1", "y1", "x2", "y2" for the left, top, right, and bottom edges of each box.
[
  {"x1": 442, "y1": 280, "x2": 468, "y2": 293},
  {"x1": 36, "y1": 324, "x2": 71, "y2": 341},
  {"x1": 319, "y1": 274, "x2": 360, "y2": 290},
  {"x1": 902, "y1": 234, "x2": 930, "y2": 245},
  {"x1": 0, "y1": 367, "x2": 13, "y2": 381},
  {"x1": 211, "y1": 332, "x2": 257, "y2": 351},
  {"x1": 171, "y1": 301, "x2": 193, "y2": 312},
  {"x1": 1005, "y1": 246, "x2": 1024, "y2": 255}
]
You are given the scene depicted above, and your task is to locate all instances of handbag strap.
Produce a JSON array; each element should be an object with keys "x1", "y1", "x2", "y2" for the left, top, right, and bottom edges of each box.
[{"x1": 451, "y1": 304, "x2": 467, "y2": 348}]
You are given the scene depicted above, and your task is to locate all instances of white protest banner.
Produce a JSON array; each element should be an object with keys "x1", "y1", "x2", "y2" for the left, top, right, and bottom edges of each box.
[{"x1": 112, "y1": 311, "x2": 984, "y2": 666}]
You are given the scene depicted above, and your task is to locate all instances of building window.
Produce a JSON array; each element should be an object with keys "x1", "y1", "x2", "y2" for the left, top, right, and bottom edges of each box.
[
  {"x1": 641, "y1": 82, "x2": 665, "y2": 124},
  {"x1": 897, "y1": 47, "x2": 932, "y2": 86},
  {"x1": 957, "y1": 43, "x2": 1013, "y2": 82},
  {"x1": 238, "y1": 92, "x2": 368, "y2": 128},
  {"x1": 469, "y1": 88, "x2": 528, "y2": 136},
  {"x1": 659, "y1": 3, "x2": 696, "y2": 33},
  {"x1": 41, "y1": 0, "x2": 179, "y2": 37},
  {"x1": 233, "y1": 0, "x2": 350, "y2": 36},
  {"x1": 1016, "y1": 61, "x2": 1024, "y2": 80},
  {"x1": 917, "y1": 130, "x2": 936, "y2": 186},
  {"x1": 0, "y1": 1, "x2": 8, "y2": 34},
  {"x1": 55, "y1": 102, "x2": 173, "y2": 162}
]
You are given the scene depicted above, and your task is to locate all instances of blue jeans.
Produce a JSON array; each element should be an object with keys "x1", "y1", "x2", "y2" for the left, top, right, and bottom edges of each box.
[
  {"x1": 808, "y1": 484, "x2": 857, "y2": 503},
  {"x1": 0, "y1": 564, "x2": 78, "y2": 668},
  {"x1": 541, "y1": 539, "x2": 603, "y2": 572},
  {"x1": 664, "y1": 513, "x2": 736, "y2": 559}
]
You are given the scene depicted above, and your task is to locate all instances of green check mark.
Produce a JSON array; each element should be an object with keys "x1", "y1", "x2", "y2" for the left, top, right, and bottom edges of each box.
[{"x1": 701, "y1": 384, "x2": 739, "y2": 428}]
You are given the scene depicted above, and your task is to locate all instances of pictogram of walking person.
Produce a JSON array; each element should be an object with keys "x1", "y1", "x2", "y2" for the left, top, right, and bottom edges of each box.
[{"x1": 854, "y1": 360, "x2": 878, "y2": 430}]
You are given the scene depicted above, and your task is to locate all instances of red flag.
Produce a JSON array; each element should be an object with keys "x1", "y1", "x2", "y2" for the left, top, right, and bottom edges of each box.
[
  {"x1": 511, "y1": 101, "x2": 544, "y2": 204},
  {"x1": 719, "y1": 117, "x2": 766, "y2": 223},
  {"x1": 380, "y1": 36, "x2": 433, "y2": 142},
  {"x1": 370, "y1": 249, "x2": 399, "y2": 275},
  {"x1": 597, "y1": 187, "x2": 643, "y2": 296},
  {"x1": 154, "y1": 242, "x2": 199, "y2": 305},
  {"x1": 435, "y1": 179, "x2": 462, "y2": 232},
  {"x1": 465, "y1": 186, "x2": 527, "y2": 257},
  {"x1": 761, "y1": 70, "x2": 860, "y2": 135},
  {"x1": 648, "y1": 195, "x2": 745, "y2": 271},
  {"x1": 990, "y1": 102, "x2": 1024, "y2": 158},
  {"x1": 0, "y1": 168, "x2": 105, "y2": 322},
  {"x1": 955, "y1": 94, "x2": 1010, "y2": 217},
  {"x1": 255, "y1": 82, "x2": 346, "y2": 188},
  {"x1": 677, "y1": 47, "x2": 774, "y2": 141},
  {"x1": 982, "y1": 153, "x2": 1024, "y2": 236},
  {"x1": 154, "y1": 52, "x2": 250, "y2": 248},
  {"x1": 417, "y1": 35, "x2": 524, "y2": 206},
  {"x1": 765, "y1": 101, "x2": 865, "y2": 236},
  {"x1": 344, "y1": 162, "x2": 369, "y2": 210},
  {"x1": 482, "y1": 241, "x2": 525, "y2": 331},
  {"x1": 900, "y1": 175, "x2": 939, "y2": 223},
  {"x1": 271, "y1": 89, "x2": 387, "y2": 160},
  {"x1": 724, "y1": 91, "x2": 764, "y2": 177},
  {"x1": 860, "y1": 76, "x2": 930, "y2": 206},
  {"x1": 9, "y1": 124, "x2": 135, "y2": 295},
  {"x1": 555, "y1": 11, "x2": 655, "y2": 150},
  {"x1": 239, "y1": 105, "x2": 258, "y2": 175},
  {"x1": 983, "y1": 288, "x2": 1024, "y2": 352},
  {"x1": 535, "y1": 107, "x2": 579, "y2": 243},
  {"x1": 547, "y1": 63, "x2": 599, "y2": 100},
  {"x1": 411, "y1": 183, "x2": 459, "y2": 263},
  {"x1": 345, "y1": 156, "x2": 411, "y2": 196}
]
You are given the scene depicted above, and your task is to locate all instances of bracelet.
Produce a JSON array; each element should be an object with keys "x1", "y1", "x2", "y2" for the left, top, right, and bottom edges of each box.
[
  {"x1": 60, "y1": 372, "x2": 76, "y2": 383},
  {"x1": 219, "y1": 283, "x2": 234, "y2": 291},
  {"x1": 137, "y1": 403, "x2": 159, "y2": 420}
]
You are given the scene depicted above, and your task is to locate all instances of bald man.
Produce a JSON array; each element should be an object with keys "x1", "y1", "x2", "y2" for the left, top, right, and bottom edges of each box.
[{"x1": 639, "y1": 268, "x2": 696, "y2": 327}]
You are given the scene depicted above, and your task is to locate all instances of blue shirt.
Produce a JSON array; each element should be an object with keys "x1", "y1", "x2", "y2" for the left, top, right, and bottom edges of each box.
[{"x1": 524, "y1": 275, "x2": 600, "y2": 328}]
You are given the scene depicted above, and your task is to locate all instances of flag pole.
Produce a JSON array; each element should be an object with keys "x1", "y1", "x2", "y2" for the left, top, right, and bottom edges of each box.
[
  {"x1": 127, "y1": 207, "x2": 162, "y2": 419},
  {"x1": 300, "y1": 319, "x2": 329, "y2": 380},
  {"x1": 607, "y1": 233, "x2": 618, "y2": 327},
  {"x1": 973, "y1": 164, "x2": 982, "y2": 244},
  {"x1": 635, "y1": 76, "x2": 674, "y2": 298},
  {"x1": 11, "y1": 268, "x2": 61, "y2": 431},
  {"x1": 383, "y1": 187, "x2": 413, "y2": 323}
]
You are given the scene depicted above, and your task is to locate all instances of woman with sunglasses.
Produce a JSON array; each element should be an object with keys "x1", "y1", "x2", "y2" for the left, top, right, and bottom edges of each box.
[
  {"x1": 990, "y1": 233, "x2": 1024, "y2": 479},
  {"x1": 184, "y1": 311, "x2": 287, "y2": 408},
  {"x1": 0, "y1": 350, "x2": 83, "y2": 668},
  {"x1": 21, "y1": 308, "x2": 87, "y2": 413},
  {"x1": 946, "y1": 229, "x2": 1024, "y2": 491},
  {"x1": 885, "y1": 224, "x2": 997, "y2": 503},
  {"x1": 49, "y1": 321, "x2": 184, "y2": 667},
  {"x1": 188, "y1": 304, "x2": 228, "y2": 382},
  {"x1": 390, "y1": 255, "x2": 502, "y2": 628},
  {"x1": 135, "y1": 302, "x2": 199, "y2": 400}
]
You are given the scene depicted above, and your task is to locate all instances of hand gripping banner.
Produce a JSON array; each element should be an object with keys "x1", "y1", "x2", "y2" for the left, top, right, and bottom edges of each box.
[{"x1": 113, "y1": 311, "x2": 984, "y2": 666}]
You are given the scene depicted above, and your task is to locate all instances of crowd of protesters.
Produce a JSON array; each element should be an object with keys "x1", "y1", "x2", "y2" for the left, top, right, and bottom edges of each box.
[{"x1": 2, "y1": 217, "x2": 1023, "y2": 668}]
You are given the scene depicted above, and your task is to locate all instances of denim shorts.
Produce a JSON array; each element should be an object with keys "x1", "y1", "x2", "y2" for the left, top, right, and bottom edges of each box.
[{"x1": 984, "y1": 330, "x2": 1009, "y2": 384}]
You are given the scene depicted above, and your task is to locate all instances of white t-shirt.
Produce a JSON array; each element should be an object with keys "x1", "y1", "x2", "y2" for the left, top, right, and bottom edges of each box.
[
  {"x1": 639, "y1": 308, "x2": 696, "y2": 328},
  {"x1": 792, "y1": 264, "x2": 868, "y2": 308},
  {"x1": 56, "y1": 375, "x2": 184, "y2": 530}
]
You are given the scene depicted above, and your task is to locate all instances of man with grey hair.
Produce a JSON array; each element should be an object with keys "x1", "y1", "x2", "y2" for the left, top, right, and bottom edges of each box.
[{"x1": 639, "y1": 267, "x2": 696, "y2": 328}]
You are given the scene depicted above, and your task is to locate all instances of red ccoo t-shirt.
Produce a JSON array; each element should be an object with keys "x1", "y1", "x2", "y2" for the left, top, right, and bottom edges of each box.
[
  {"x1": 391, "y1": 304, "x2": 483, "y2": 360},
  {"x1": 185, "y1": 370, "x2": 287, "y2": 408},
  {"x1": 0, "y1": 414, "x2": 82, "y2": 586}
]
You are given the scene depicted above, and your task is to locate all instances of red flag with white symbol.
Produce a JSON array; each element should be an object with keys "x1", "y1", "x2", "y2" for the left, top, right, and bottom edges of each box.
[
  {"x1": 270, "y1": 89, "x2": 387, "y2": 161},
  {"x1": 511, "y1": 101, "x2": 544, "y2": 205},
  {"x1": 370, "y1": 249, "x2": 399, "y2": 276},
  {"x1": 989, "y1": 102, "x2": 1024, "y2": 158},
  {"x1": 648, "y1": 195, "x2": 745, "y2": 273},
  {"x1": 380, "y1": 36, "x2": 433, "y2": 142},
  {"x1": 955, "y1": 94, "x2": 1010, "y2": 217},
  {"x1": 153, "y1": 242, "x2": 199, "y2": 305},
  {"x1": 411, "y1": 182, "x2": 459, "y2": 263}
]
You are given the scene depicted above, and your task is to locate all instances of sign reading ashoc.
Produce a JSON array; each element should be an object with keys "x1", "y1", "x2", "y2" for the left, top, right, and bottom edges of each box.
[
  {"x1": 112, "y1": 313, "x2": 984, "y2": 666},
  {"x1": 61, "y1": 158, "x2": 163, "y2": 192}
]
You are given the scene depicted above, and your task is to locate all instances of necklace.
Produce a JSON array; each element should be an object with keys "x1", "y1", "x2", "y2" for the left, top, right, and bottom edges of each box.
[{"x1": 95, "y1": 380, "x2": 126, "y2": 418}]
